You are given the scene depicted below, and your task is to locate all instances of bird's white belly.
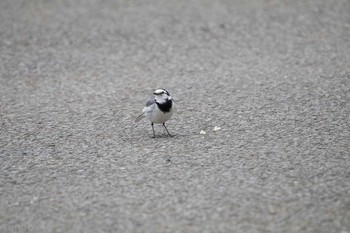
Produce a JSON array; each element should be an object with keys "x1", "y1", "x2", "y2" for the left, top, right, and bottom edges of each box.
[{"x1": 143, "y1": 104, "x2": 173, "y2": 124}]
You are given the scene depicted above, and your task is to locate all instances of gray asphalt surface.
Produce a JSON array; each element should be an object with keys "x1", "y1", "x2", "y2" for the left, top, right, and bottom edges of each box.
[{"x1": 1, "y1": 0, "x2": 350, "y2": 232}]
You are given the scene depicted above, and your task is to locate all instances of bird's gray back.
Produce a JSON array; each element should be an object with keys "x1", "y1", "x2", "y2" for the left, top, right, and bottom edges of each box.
[{"x1": 145, "y1": 97, "x2": 156, "y2": 106}]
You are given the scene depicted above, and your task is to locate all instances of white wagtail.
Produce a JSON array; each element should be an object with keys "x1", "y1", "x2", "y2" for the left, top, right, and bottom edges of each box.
[{"x1": 134, "y1": 88, "x2": 174, "y2": 138}]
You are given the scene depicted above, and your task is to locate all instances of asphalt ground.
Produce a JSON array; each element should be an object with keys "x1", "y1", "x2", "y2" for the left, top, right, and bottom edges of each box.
[{"x1": 1, "y1": 0, "x2": 350, "y2": 232}]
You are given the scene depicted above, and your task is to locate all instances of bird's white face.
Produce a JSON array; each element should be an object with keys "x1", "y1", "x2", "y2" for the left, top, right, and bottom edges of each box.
[{"x1": 154, "y1": 89, "x2": 171, "y2": 103}]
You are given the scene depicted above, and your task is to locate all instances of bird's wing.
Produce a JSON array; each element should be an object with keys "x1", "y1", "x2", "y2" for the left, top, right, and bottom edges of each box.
[
  {"x1": 134, "y1": 97, "x2": 156, "y2": 123},
  {"x1": 145, "y1": 97, "x2": 156, "y2": 106}
]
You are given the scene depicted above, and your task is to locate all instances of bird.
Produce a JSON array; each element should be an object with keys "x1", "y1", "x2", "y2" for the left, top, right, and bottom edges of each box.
[{"x1": 134, "y1": 88, "x2": 174, "y2": 138}]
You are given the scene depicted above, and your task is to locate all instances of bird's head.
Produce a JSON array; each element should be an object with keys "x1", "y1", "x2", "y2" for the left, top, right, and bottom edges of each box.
[{"x1": 154, "y1": 88, "x2": 171, "y2": 103}]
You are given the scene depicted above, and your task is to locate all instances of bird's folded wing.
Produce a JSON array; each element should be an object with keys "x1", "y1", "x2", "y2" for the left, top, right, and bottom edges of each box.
[
  {"x1": 145, "y1": 97, "x2": 156, "y2": 106},
  {"x1": 134, "y1": 97, "x2": 156, "y2": 123}
]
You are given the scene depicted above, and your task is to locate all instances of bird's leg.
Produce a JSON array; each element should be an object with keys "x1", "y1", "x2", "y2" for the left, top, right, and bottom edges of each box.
[
  {"x1": 162, "y1": 123, "x2": 172, "y2": 137},
  {"x1": 151, "y1": 122, "x2": 156, "y2": 138}
]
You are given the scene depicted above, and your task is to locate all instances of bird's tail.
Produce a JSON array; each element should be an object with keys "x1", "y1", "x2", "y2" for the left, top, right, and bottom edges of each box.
[{"x1": 134, "y1": 114, "x2": 145, "y2": 123}]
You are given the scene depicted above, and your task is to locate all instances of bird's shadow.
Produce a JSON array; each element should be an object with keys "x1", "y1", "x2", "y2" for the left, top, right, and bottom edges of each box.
[
  {"x1": 119, "y1": 131, "x2": 198, "y2": 141},
  {"x1": 149, "y1": 131, "x2": 199, "y2": 139}
]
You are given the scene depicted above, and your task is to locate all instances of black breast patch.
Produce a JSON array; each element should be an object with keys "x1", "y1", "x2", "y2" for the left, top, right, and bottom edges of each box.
[{"x1": 156, "y1": 99, "x2": 173, "y2": 113}]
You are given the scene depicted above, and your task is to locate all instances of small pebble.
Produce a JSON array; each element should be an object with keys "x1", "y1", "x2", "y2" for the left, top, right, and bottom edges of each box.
[{"x1": 213, "y1": 126, "x2": 221, "y2": 131}]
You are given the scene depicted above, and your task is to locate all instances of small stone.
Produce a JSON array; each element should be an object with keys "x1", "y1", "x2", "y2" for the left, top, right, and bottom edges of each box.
[{"x1": 213, "y1": 126, "x2": 221, "y2": 131}]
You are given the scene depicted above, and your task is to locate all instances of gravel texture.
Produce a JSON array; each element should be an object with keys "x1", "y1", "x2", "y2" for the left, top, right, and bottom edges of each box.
[{"x1": 1, "y1": 0, "x2": 350, "y2": 232}]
